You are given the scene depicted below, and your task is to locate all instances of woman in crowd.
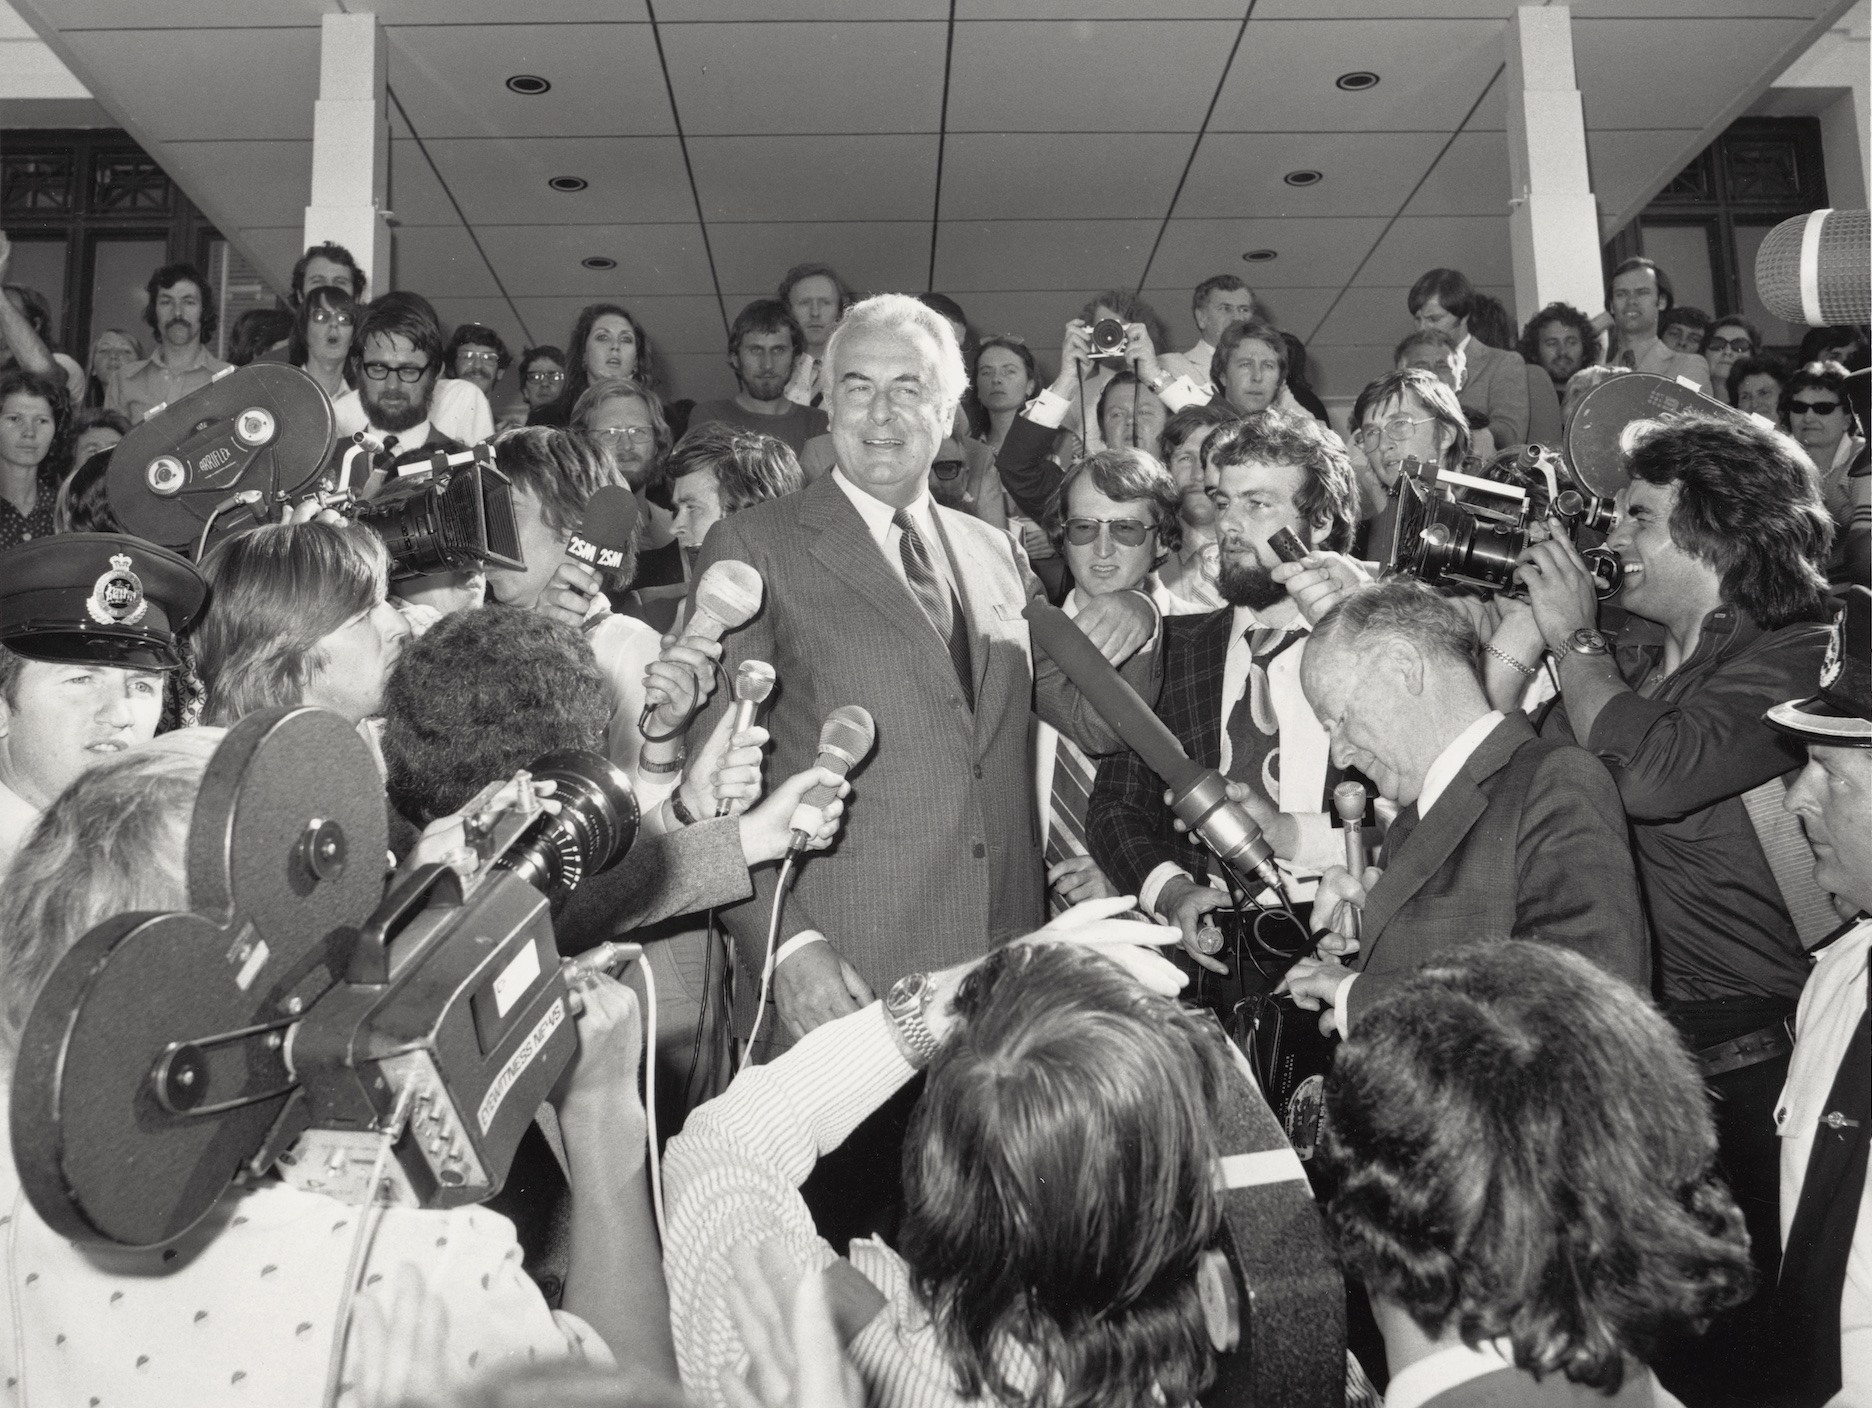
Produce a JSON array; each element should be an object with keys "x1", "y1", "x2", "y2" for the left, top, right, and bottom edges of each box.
[
  {"x1": 83, "y1": 327, "x2": 141, "y2": 408},
  {"x1": 288, "y1": 282, "x2": 356, "y2": 402},
  {"x1": 571, "y1": 378, "x2": 684, "y2": 593},
  {"x1": 533, "y1": 303, "x2": 675, "y2": 434},
  {"x1": 1699, "y1": 316, "x2": 1759, "y2": 405},
  {"x1": 1155, "y1": 403, "x2": 1232, "y2": 612},
  {"x1": 971, "y1": 335, "x2": 1037, "y2": 454},
  {"x1": 0, "y1": 729, "x2": 675, "y2": 1404},
  {"x1": 69, "y1": 405, "x2": 129, "y2": 466},
  {"x1": 1782, "y1": 361, "x2": 1864, "y2": 502},
  {"x1": 0, "y1": 367, "x2": 70, "y2": 550},
  {"x1": 1728, "y1": 355, "x2": 1789, "y2": 422},
  {"x1": 1321, "y1": 941, "x2": 1752, "y2": 1405}
]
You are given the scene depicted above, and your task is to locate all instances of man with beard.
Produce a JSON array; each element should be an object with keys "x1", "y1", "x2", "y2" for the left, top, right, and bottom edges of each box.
[
  {"x1": 338, "y1": 292, "x2": 463, "y2": 477},
  {"x1": 1086, "y1": 410, "x2": 1360, "y2": 987},
  {"x1": 105, "y1": 263, "x2": 229, "y2": 424},
  {"x1": 1517, "y1": 301, "x2": 1599, "y2": 393},
  {"x1": 690, "y1": 299, "x2": 828, "y2": 457}
]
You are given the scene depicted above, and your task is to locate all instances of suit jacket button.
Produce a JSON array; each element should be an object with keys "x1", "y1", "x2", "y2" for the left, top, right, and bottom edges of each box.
[
  {"x1": 973, "y1": 764, "x2": 983, "y2": 779},
  {"x1": 972, "y1": 842, "x2": 986, "y2": 859}
]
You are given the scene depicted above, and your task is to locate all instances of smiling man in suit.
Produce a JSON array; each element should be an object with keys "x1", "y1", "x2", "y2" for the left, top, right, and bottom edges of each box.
[
  {"x1": 684, "y1": 293, "x2": 1152, "y2": 1046},
  {"x1": 1280, "y1": 578, "x2": 1647, "y2": 1035}
]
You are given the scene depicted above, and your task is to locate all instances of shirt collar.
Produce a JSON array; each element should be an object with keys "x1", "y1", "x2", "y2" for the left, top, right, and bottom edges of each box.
[
  {"x1": 149, "y1": 342, "x2": 219, "y2": 375},
  {"x1": 1384, "y1": 1338, "x2": 1516, "y2": 1408},
  {"x1": 362, "y1": 421, "x2": 435, "y2": 456},
  {"x1": 1230, "y1": 602, "x2": 1307, "y2": 636},
  {"x1": 831, "y1": 466, "x2": 933, "y2": 538},
  {"x1": 1418, "y1": 710, "x2": 1504, "y2": 818}
]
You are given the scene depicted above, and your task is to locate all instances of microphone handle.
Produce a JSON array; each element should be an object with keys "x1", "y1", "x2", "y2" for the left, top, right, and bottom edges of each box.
[
  {"x1": 1343, "y1": 824, "x2": 1365, "y2": 877},
  {"x1": 714, "y1": 698, "x2": 763, "y2": 818}
]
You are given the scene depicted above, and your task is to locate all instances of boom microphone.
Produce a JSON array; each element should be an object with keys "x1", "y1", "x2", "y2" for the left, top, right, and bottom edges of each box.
[
  {"x1": 787, "y1": 706, "x2": 875, "y2": 853},
  {"x1": 639, "y1": 559, "x2": 764, "y2": 725},
  {"x1": 1024, "y1": 600, "x2": 1284, "y2": 896},
  {"x1": 568, "y1": 485, "x2": 640, "y2": 580},
  {"x1": 717, "y1": 660, "x2": 777, "y2": 818},
  {"x1": 1756, "y1": 209, "x2": 1870, "y2": 326}
]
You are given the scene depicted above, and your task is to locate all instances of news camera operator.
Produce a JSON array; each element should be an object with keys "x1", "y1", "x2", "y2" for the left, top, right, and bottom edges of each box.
[
  {"x1": 1321, "y1": 941, "x2": 1752, "y2": 1406},
  {"x1": 0, "y1": 729, "x2": 678, "y2": 1403},
  {"x1": 1481, "y1": 408, "x2": 1835, "y2": 1399},
  {"x1": 664, "y1": 907, "x2": 1232, "y2": 1408}
]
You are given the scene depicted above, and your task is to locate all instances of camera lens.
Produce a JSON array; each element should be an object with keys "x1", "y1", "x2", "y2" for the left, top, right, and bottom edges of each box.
[
  {"x1": 497, "y1": 750, "x2": 639, "y2": 901},
  {"x1": 1089, "y1": 318, "x2": 1127, "y2": 354}
]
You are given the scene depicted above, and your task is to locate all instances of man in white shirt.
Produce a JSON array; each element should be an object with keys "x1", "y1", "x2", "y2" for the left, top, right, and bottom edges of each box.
[
  {"x1": 1281, "y1": 579, "x2": 1648, "y2": 1035},
  {"x1": 1156, "y1": 274, "x2": 1259, "y2": 399},
  {"x1": 778, "y1": 263, "x2": 853, "y2": 409},
  {"x1": 1606, "y1": 257, "x2": 1713, "y2": 393},
  {"x1": 1768, "y1": 583, "x2": 1872, "y2": 1407}
]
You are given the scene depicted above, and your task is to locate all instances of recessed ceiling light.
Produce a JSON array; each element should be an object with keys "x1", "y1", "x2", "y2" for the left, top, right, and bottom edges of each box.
[
  {"x1": 506, "y1": 74, "x2": 551, "y2": 95},
  {"x1": 1283, "y1": 169, "x2": 1323, "y2": 187},
  {"x1": 1243, "y1": 249, "x2": 1278, "y2": 263},
  {"x1": 548, "y1": 176, "x2": 588, "y2": 192},
  {"x1": 1335, "y1": 71, "x2": 1380, "y2": 91},
  {"x1": 581, "y1": 256, "x2": 617, "y2": 270}
]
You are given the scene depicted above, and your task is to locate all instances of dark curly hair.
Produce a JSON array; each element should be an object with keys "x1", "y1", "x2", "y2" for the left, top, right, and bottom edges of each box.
[
  {"x1": 381, "y1": 606, "x2": 611, "y2": 826},
  {"x1": 142, "y1": 262, "x2": 217, "y2": 345},
  {"x1": 1517, "y1": 302, "x2": 1600, "y2": 372},
  {"x1": 899, "y1": 942, "x2": 1231, "y2": 1408},
  {"x1": 1204, "y1": 406, "x2": 1358, "y2": 552},
  {"x1": 1320, "y1": 941, "x2": 1753, "y2": 1392},
  {"x1": 1624, "y1": 410, "x2": 1833, "y2": 630},
  {"x1": 0, "y1": 366, "x2": 73, "y2": 481}
]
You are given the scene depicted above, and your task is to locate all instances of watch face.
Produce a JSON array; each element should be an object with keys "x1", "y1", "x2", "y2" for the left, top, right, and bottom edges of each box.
[{"x1": 889, "y1": 972, "x2": 929, "y2": 1013}]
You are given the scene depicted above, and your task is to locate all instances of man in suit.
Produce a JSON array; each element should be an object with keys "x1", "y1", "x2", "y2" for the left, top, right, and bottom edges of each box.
[
  {"x1": 684, "y1": 294, "x2": 1153, "y2": 1042},
  {"x1": 1088, "y1": 411, "x2": 1361, "y2": 989},
  {"x1": 1281, "y1": 579, "x2": 1648, "y2": 1034},
  {"x1": 1408, "y1": 267, "x2": 1530, "y2": 448}
]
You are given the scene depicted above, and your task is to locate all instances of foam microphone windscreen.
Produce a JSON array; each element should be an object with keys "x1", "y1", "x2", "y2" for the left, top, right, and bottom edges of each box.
[
  {"x1": 566, "y1": 485, "x2": 640, "y2": 575},
  {"x1": 1756, "y1": 209, "x2": 1870, "y2": 327},
  {"x1": 686, "y1": 560, "x2": 764, "y2": 642},
  {"x1": 788, "y1": 705, "x2": 876, "y2": 841}
]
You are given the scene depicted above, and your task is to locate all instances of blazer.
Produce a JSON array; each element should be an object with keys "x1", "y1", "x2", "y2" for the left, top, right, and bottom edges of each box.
[
  {"x1": 1087, "y1": 607, "x2": 1339, "y2": 905},
  {"x1": 686, "y1": 474, "x2": 1111, "y2": 1001},
  {"x1": 1346, "y1": 713, "x2": 1649, "y2": 1026},
  {"x1": 1459, "y1": 339, "x2": 1531, "y2": 449}
]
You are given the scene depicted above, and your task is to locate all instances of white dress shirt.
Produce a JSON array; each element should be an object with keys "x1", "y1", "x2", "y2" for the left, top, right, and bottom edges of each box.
[
  {"x1": 1331, "y1": 711, "x2": 1504, "y2": 1034},
  {"x1": 333, "y1": 377, "x2": 495, "y2": 447},
  {"x1": 1382, "y1": 1337, "x2": 1516, "y2": 1408}
]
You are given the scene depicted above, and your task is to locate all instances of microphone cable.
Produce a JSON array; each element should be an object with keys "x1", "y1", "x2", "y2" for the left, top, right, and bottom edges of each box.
[{"x1": 740, "y1": 853, "x2": 798, "y2": 1070}]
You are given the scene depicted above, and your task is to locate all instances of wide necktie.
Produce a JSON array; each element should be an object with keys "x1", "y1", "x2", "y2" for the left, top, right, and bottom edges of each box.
[
  {"x1": 1224, "y1": 625, "x2": 1305, "y2": 799},
  {"x1": 893, "y1": 508, "x2": 973, "y2": 708},
  {"x1": 1380, "y1": 803, "x2": 1421, "y2": 866},
  {"x1": 1045, "y1": 734, "x2": 1097, "y2": 915}
]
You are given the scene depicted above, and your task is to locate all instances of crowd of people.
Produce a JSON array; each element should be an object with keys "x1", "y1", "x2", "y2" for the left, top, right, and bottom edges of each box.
[{"x1": 0, "y1": 228, "x2": 1866, "y2": 1408}]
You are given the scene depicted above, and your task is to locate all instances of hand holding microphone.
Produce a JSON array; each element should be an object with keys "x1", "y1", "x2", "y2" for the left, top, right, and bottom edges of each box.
[
  {"x1": 787, "y1": 706, "x2": 875, "y2": 856},
  {"x1": 735, "y1": 709, "x2": 872, "y2": 868},
  {"x1": 716, "y1": 661, "x2": 777, "y2": 818},
  {"x1": 640, "y1": 559, "x2": 763, "y2": 730},
  {"x1": 538, "y1": 485, "x2": 639, "y2": 630}
]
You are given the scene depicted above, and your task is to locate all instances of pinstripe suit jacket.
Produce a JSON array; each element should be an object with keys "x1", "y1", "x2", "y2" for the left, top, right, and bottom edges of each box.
[{"x1": 686, "y1": 473, "x2": 1108, "y2": 999}]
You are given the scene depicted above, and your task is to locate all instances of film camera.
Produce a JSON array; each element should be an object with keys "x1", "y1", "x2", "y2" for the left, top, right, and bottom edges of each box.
[
  {"x1": 105, "y1": 362, "x2": 523, "y2": 578},
  {"x1": 1383, "y1": 443, "x2": 1623, "y2": 599},
  {"x1": 10, "y1": 706, "x2": 638, "y2": 1247},
  {"x1": 1088, "y1": 316, "x2": 1129, "y2": 357}
]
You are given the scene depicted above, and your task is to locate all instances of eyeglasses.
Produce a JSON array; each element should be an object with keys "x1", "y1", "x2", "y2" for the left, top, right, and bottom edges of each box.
[
  {"x1": 309, "y1": 309, "x2": 353, "y2": 328},
  {"x1": 456, "y1": 349, "x2": 501, "y2": 366},
  {"x1": 1790, "y1": 399, "x2": 1842, "y2": 416},
  {"x1": 1353, "y1": 413, "x2": 1436, "y2": 451},
  {"x1": 361, "y1": 361, "x2": 433, "y2": 383},
  {"x1": 1064, "y1": 517, "x2": 1153, "y2": 547},
  {"x1": 525, "y1": 369, "x2": 565, "y2": 384},
  {"x1": 1703, "y1": 335, "x2": 1753, "y2": 354},
  {"x1": 594, "y1": 424, "x2": 655, "y2": 445}
]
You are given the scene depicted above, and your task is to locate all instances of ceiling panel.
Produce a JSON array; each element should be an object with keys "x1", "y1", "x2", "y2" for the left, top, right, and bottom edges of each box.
[
  {"x1": 1141, "y1": 283, "x2": 1341, "y2": 345},
  {"x1": 1176, "y1": 131, "x2": 1450, "y2": 218},
  {"x1": 1307, "y1": 281, "x2": 1513, "y2": 347},
  {"x1": 708, "y1": 221, "x2": 931, "y2": 298},
  {"x1": 25, "y1": 0, "x2": 318, "y2": 26},
  {"x1": 1585, "y1": 128, "x2": 1705, "y2": 223},
  {"x1": 475, "y1": 223, "x2": 715, "y2": 298},
  {"x1": 1147, "y1": 216, "x2": 1390, "y2": 289},
  {"x1": 400, "y1": 136, "x2": 698, "y2": 224},
  {"x1": 508, "y1": 294, "x2": 730, "y2": 355},
  {"x1": 940, "y1": 133, "x2": 1192, "y2": 220},
  {"x1": 58, "y1": 27, "x2": 318, "y2": 140},
  {"x1": 387, "y1": 24, "x2": 674, "y2": 140},
  {"x1": 656, "y1": 0, "x2": 944, "y2": 19},
  {"x1": 1400, "y1": 131, "x2": 1510, "y2": 217},
  {"x1": 1209, "y1": 19, "x2": 1504, "y2": 134},
  {"x1": 236, "y1": 226, "x2": 311, "y2": 289},
  {"x1": 930, "y1": 219, "x2": 1158, "y2": 293},
  {"x1": 946, "y1": 20, "x2": 1239, "y2": 134},
  {"x1": 958, "y1": 0, "x2": 1244, "y2": 15},
  {"x1": 661, "y1": 21, "x2": 946, "y2": 135},
  {"x1": 1573, "y1": 17, "x2": 1813, "y2": 130},
  {"x1": 393, "y1": 225, "x2": 504, "y2": 299},
  {"x1": 1309, "y1": 344, "x2": 1394, "y2": 401},
  {"x1": 158, "y1": 140, "x2": 311, "y2": 227},
  {"x1": 1351, "y1": 214, "x2": 1513, "y2": 287},
  {"x1": 1252, "y1": 1, "x2": 1517, "y2": 16},
  {"x1": 687, "y1": 135, "x2": 938, "y2": 221}
]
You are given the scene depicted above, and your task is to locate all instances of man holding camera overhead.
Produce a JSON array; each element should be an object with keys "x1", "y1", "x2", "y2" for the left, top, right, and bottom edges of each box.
[{"x1": 1483, "y1": 408, "x2": 1837, "y2": 1398}]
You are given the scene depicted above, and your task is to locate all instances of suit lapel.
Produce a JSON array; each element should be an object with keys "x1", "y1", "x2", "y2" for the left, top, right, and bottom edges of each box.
[
  {"x1": 1357, "y1": 716, "x2": 1532, "y2": 962},
  {"x1": 801, "y1": 476, "x2": 949, "y2": 661}
]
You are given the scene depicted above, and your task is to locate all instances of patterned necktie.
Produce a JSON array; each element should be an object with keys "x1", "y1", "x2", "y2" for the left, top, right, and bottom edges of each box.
[
  {"x1": 1045, "y1": 734, "x2": 1098, "y2": 915},
  {"x1": 1224, "y1": 625, "x2": 1304, "y2": 798},
  {"x1": 893, "y1": 508, "x2": 973, "y2": 708}
]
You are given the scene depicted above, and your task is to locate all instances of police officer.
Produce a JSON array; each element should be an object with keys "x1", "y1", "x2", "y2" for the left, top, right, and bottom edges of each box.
[{"x1": 0, "y1": 532, "x2": 207, "y2": 874}]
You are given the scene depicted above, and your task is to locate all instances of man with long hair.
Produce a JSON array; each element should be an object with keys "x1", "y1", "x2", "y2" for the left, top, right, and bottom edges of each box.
[{"x1": 105, "y1": 262, "x2": 229, "y2": 425}]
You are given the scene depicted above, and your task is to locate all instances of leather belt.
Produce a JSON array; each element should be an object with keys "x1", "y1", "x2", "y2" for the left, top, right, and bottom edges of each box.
[{"x1": 1696, "y1": 1020, "x2": 1795, "y2": 1080}]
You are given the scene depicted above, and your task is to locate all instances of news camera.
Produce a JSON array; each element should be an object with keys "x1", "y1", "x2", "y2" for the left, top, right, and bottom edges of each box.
[
  {"x1": 9, "y1": 706, "x2": 638, "y2": 1247},
  {"x1": 104, "y1": 363, "x2": 525, "y2": 579}
]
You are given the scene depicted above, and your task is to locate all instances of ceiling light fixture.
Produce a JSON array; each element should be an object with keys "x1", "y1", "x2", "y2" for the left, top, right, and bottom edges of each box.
[
  {"x1": 548, "y1": 176, "x2": 588, "y2": 192},
  {"x1": 582, "y1": 256, "x2": 617, "y2": 270},
  {"x1": 1283, "y1": 169, "x2": 1323, "y2": 187},
  {"x1": 1243, "y1": 249, "x2": 1278, "y2": 263},
  {"x1": 1335, "y1": 71, "x2": 1379, "y2": 91},
  {"x1": 506, "y1": 75, "x2": 551, "y2": 95}
]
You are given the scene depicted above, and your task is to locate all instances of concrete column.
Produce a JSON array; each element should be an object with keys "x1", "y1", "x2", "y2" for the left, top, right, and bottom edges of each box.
[
  {"x1": 1504, "y1": 6, "x2": 1604, "y2": 327},
  {"x1": 303, "y1": 13, "x2": 391, "y2": 297}
]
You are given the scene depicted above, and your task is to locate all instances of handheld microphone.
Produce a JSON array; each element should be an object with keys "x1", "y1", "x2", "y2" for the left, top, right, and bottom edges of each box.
[
  {"x1": 1755, "y1": 209, "x2": 1870, "y2": 327},
  {"x1": 1024, "y1": 600, "x2": 1285, "y2": 896},
  {"x1": 787, "y1": 706, "x2": 875, "y2": 854},
  {"x1": 1333, "y1": 781, "x2": 1367, "y2": 876},
  {"x1": 716, "y1": 660, "x2": 777, "y2": 818},
  {"x1": 640, "y1": 559, "x2": 764, "y2": 725},
  {"x1": 568, "y1": 484, "x2": 640, "y2": 579}
]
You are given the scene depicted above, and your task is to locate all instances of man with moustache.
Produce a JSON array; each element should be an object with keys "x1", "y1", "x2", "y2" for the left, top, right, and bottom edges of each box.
[
  {"x1": 1517, "y1": 302, "x2": 1599, "y2": 393},
  {"x1": 105, "y1": 263, "x2": 229, "y2": 424},
  {"x1": 339, "y1": 293, "x2": 463, "y2": 476},
  {"x1": 689, "y1": 299, "x2": 828, "y2": 457},
  {"x1": 1086, "y1": 410, "x2": 1359, "y2": 986}
]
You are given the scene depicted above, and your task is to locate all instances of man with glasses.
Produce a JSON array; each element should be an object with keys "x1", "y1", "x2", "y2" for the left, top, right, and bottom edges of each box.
[
  {"x1": 1701, "y1": 318, "x2": 1761, "y2": 407},
  {"x1": 337, "y1": 293, "x2": 464, "y2": 478},
  {"x1": 1086, "y1": 411, "x2": 1360, "y2": 1002},
  {"x1": 444, "y1": 323, "x2": 510, "y2": 401},
  {"x1": 517, "y1": 346, "x2": 567, "y2": 412}
]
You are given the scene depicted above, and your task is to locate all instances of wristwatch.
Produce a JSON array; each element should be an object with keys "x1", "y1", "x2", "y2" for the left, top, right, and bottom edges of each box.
[
  {"x1": 884, "y1": 972, "x2": 941, "y2": 1069},
  {"x1": 1567, "y1": 628, "x2": 1611, "y2": 657}
]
